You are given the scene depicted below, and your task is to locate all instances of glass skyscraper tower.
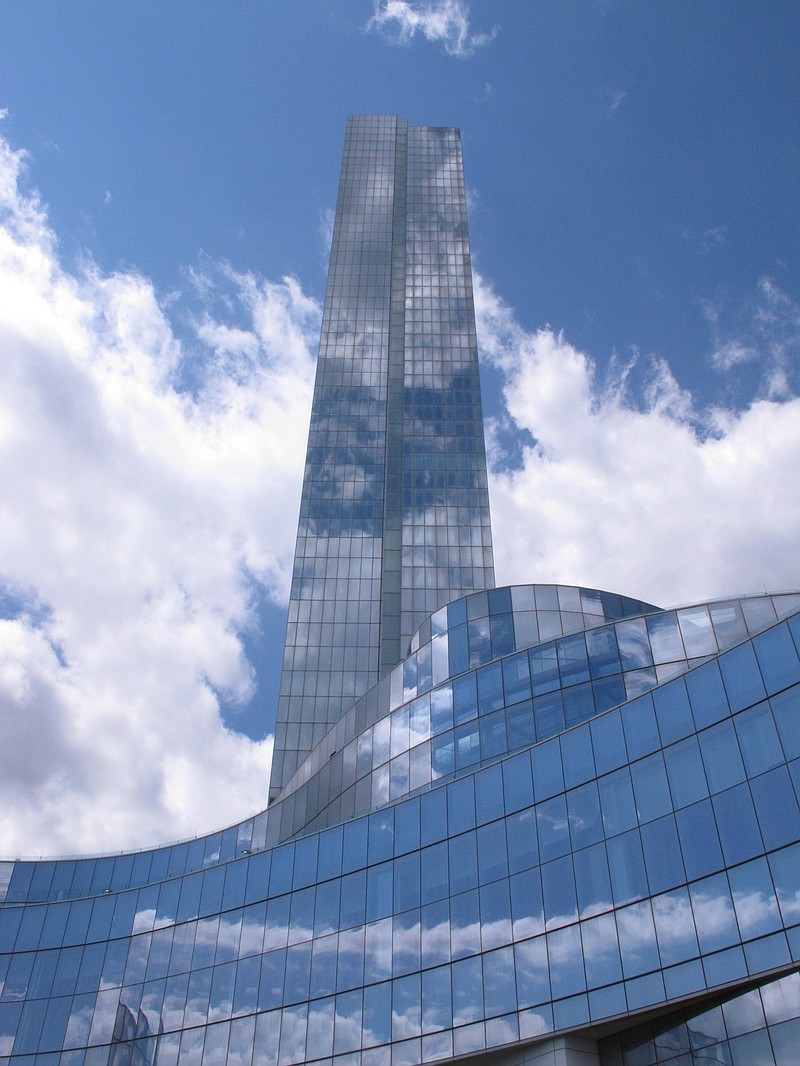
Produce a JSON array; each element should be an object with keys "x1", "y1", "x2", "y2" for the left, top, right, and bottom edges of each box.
[
  {"x1": 272, "y1": 117, "x2": 494, "y2": 799},
  {"x1": 2, "y1": 118, "x2": 800, "y2": 1066}
]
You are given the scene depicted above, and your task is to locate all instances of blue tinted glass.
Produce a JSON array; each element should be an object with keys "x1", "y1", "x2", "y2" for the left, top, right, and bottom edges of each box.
[
  {"x1": 735, "y1": 702, "x2": 784, "y2": 776},
  {"x1": 455, "y1": 721, "x2": 480, "y2": 769},
  {"x1": 542, "y1": 856, "x2": 577, "y2": 928},
  {"x1": 453, "y1": 673, "x2": 478, "y2": 725},
  {"x1": 530, "y1": 644, "x2": 559, "y2": 695},
  {"x1": 510, "y1": 867, "x2": 544, "y2": 940},
  {"x1": 420, "y1": 787, "x2": 447, "y2": 846},
  {"x1": 339, "y1": 870, "x2": 366, "y2": 929},
  {"x1": 574, "y1": 843, "x2": 613, "y2": 918},
  {"x1": 448, "y1": 623, "x2": 469, "y2": 675},
  {"x1": 568, "y1": 782, "x2": 603, "y2": 849},
  {"x1": 503, "y1": 750, "x2": 535, "y2": 814},
  {"x1": 586, "y1": 626, "x2": 622, "y2": 678},
  {"x1": 420, "y1": 841, "x2": 449, "y2": 905},
  {"x1": 607, "y1": 831, "x2": 648, "y2": 905},
  {"x1": 369, "y1": 805, "x2": 394, "y2": 865},
  {"x1": 244, "y1": 851, "x2": 271, "y2": 906},
  {"x1": 394, "y1": 797, "x2": 420, "y2": 855},
  {"x1": 431, "y1": 731, "x2": 454, "y2": 778},
  {"x1": 679, "y1": 606, "x2": 717, "y2": 657},
  {"x1": 449, "y1": 832, "x2": 478, "y2": 894},
  {"x1": 704, "y1": 945, "x2": 747, "y2": 987},
  {"x1": 626, "y1": 971, "x2": 665, "y2": 1012},
  {"x1": 631, "y1": 752, "x2": 672, "y2": 823},
  {"x1": 713, "y1": 785, "x2": 764, "y2": 865},
  {"x1": 199, "y1": 866, "x2": 225, "y2": 917},
  {"x1": 616, "y1": 619, "x2": 652, "y2": 671},
  {"x1": 751, "y1": 766, "x2": 800, "y2": 850},
  {"x1": 599, "y1": 769, "x2": 637, "y2": 835},
  {"x1": 475, "y1": 763, "x2": 505, "y2": 825},
  {"x1": 452, "y1": 955, "x2": 483, "y2": 1025},
  {"x1": 366, "y1": 863, "x2": 393, "y2": 922},
  {"x1": 534, "y1": 691, "x2": 565, "y2": 739},
  {"x1": 536, "y1": 796, "x2": 570, "y2": 861},
  {"x1": 653, "y1": 678, "x2": 694, "y2": 744},
  {"x1": 769, "y1": 843, "x2": 800, "y2": 926},
  {"x1": 479, "y1": 708, "x2": 508, "y2": 758},
  {"x1": 621, "y1": 694, "x2": 660, "y2": 760},
  {"x1": 561, "y1": 726, "x2": 595, "y2": 789},
  {"x1": 744, "y1": 932, "x2": 791, "y2": 975},
  {"x1": 771, "y1": 688, "x2": 800, "y2": 759},
  {"x1": 506, "y1": 699, "x2": 536, "y2": 750},
  {"x1": 430, "y1": 686, "x2": 453, "y2": 736},
  {"x1": 664, "y1": 737, "x2": 708, "y2": 808},
  {"x1": 490, "y1": 613, "x2": 515, "y2": 659},
  {"x1": 641, "y1": 815, "x2": 685, "y2": 894},
  {"x1": 548, "y1": 924, "x2": 586, "y2": 999},
  {"x1": 480, "y1": 879, "x2": 512, "y2": 950},
  {"x1": 594, "y1": 675, "x2": 627, "y2": 714},
  {"x1": 477, "y1": 821, "x2": 508, "y2": 883},
  {"x1": 269, "y1": 845, "x2": 295, "y2": 893},
  {"x1": 393, "y1": 910, "x2": 421, "y2": 976},
  {"x1": 558, "y1": 634, "x2": 590, "y2": 685},
  {"x1": 689, "y1": 873, "x2": 739, "y2": 952},
  {"x1": 729, "y1": 858, "x2": 782, "y2": 938},
  {"x1": 503, "y1": 652, "x2": 531, "y2": 705},
  {"x1": 617, "y1": 899, "x2": 659, "y2": 977},
  {"x1": 483, "y1": 946, "x2": 518, "y2": 1017},
  {"x1": 720, "y1": 642, "x2": 767, "y2": 713},
  {"x1": 563, "y1": 682, "x2": 595, "y2": 728},
  {"x1": 582, "y1": 911, "x2": 623, "y2": 988},
  {"x1": 514, "y1": 935, "x2": 550, "y2": 1007},
  {"x1": 506, "y1": 809, "x2": 539, "y2": 874},
  {"x1": 313, "y1": 880, "x2": 340, "y2": 938},
  {"x1": 676, "y1": 800, "x2": 724, "y2": 880},
  {"x1": 686, "y1": 662, "x2": 728, "y2": 729},
  {"x1": 531, "y1": 740, "x2": 564, "y2": 800},
  {"x1": 591, "y1": 712, "x2": 627, "y2": 775},
  {"x1": 452, "y1": 886, "x2": 482, "y2": 963},
  {"x1": 698, "y1": 719, "x2": 745, "y2": 792},
  {"x1": 448, "y1": 598, "x2": 467, "y2": 628},
  {"x1": 652, "y1": 887, "x2": 699, "y2": 967},
  {"x1": 755, "y1": 623, "x2": 800, "y2": 693},
  {"x1": 468, "y1": 617, "x2": 491, "y2": 668},
  {"x1": 477, "y1": 662, "x2": 504, "y2": 714},
  {"x1": 447, "y1": 777, "x2": 476, "y2": 838},
  {"x1": 421, "y1": 967, "x2": 452, "y2": 1032},
  {"x1": 648, "y1": 614, "x2": 685, "y2": 664},
  {"x1": 489, "y1": 586, "x2": 513, "y2": 615}
]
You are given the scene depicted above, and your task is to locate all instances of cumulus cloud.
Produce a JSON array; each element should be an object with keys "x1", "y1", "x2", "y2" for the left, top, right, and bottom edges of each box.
[
  {"x1": 0, "y1": 132, "x2": 319, "y2": 856},
  {"x1": 366, "y1": 0, "x2": 496, "y2": 58},
  {"x1": 476, "y1": 274, "x2": 800, "y2": 609}
]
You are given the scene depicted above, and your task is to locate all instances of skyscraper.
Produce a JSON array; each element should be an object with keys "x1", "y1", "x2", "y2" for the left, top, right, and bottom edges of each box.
[
  {"x1": 272, "y1": 116, "x2": 494, "y2": 800},
  {"x1": 1, "y1": 118, "x2": 800, "y2": 1066}
]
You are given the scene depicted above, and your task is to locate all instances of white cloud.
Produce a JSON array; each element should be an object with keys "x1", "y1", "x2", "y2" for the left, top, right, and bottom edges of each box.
[
  {"x1": 607, "y1": 89, "x2": 627, "y2": 116},
  {"x1": 0, "y1": 132, "x2": 319, "y2": 856},
  {"x1": 366, "y1": 0, "x2": 496, "y2": 58},
  {"x1": 705, "y1": 275, "x2": 800, "y2": 400},
  {"x1": 476, "y1": 274, "x2": 800, "y2": 609}
]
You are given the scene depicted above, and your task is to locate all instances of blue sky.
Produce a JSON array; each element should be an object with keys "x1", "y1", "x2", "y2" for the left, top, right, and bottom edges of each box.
[{"x1": 1, "y1": 1, "x2": 799, "y2": 854}]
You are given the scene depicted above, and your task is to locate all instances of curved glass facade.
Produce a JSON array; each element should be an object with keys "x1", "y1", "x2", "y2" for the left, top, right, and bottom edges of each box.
[
  {"x1": 2, "y1": 591, "x2": 800, "y2": 1063},
  {"x1": 2, "y1": 119, "x2": 799, "y2": 1065}
]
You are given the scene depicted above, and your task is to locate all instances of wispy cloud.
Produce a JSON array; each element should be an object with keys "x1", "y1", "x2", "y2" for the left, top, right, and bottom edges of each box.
[
  {"x1": 366, "y1": 0, "x2": 496, "y2": 58},
  {"x1": 607, "y1": 89, "x2": 627, "y2": 116},
  {"x1": 476, "y1": 274, "x2": 800, "y2": 608},
  {"x1": 0, "y1": 131, "x2": 319, "y2": 855},
  {"x1": 705, "y1": 276, "x2": 800, "y2": 399}
]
